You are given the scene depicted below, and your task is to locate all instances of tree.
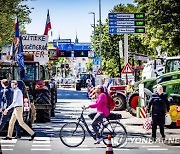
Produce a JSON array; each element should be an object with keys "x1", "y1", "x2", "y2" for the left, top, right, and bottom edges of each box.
[
  {"x1": 0, "y1": 0, "x2": 32, "y2": 48},
  {"x1": 135, "y1": 0, "x2": 180, "y2": 55}
]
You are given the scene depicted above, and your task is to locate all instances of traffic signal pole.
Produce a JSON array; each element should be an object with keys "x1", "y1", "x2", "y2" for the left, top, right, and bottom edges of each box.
[{"x1": 124, "y1": 34, "x2": 128, "y2": 65}]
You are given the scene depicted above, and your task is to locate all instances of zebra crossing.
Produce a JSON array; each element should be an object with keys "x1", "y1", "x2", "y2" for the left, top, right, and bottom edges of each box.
[{"x1": 0, "y1": 139, "x2": 17, "y2": 151}]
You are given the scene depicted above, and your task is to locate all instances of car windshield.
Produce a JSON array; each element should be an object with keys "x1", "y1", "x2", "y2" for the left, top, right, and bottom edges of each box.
[{"x1": 165, "y1": 59, "x2": 180, "y2": 73}]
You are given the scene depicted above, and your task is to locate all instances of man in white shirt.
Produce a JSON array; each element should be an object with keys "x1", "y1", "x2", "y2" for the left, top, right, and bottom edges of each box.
[{"x1": 3, "y1": 80, "x2": 36, "y2": 141}]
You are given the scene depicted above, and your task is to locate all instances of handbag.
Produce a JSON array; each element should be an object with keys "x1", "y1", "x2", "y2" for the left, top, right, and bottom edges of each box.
[
  {"x1": 143, "y1": 117, "x2": 152, "y2": 131},
  {"x1": 165, "y1": 113, "x2": 172, "y2": 125}
]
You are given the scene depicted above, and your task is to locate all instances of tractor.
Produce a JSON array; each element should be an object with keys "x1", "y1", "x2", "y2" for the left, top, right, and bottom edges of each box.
[
  {"x1": 127, "y1": 56, "x2": 180, "y2": 126},
  {"x1": 23, "y1": 61, "x2": 57, "y2": 122}
]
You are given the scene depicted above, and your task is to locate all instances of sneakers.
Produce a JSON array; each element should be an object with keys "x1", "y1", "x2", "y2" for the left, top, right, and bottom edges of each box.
[
  {"x1": 94, "y1": 137, "x2": 103, "y2": 144},
  {"x1": 29, "y1": 132, "x2": 36, "y2": 141},
  {"x1": 2, "y1": 136, "x2": 12, "y2": 140}
]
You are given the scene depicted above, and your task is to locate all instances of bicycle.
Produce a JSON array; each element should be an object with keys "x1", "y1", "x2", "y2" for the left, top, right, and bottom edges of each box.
[{"x1": 59, "y1": 106, "x2": 127, "y2": 147}]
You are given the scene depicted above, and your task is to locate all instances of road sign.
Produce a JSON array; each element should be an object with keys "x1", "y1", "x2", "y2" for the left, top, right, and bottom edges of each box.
[
  {"x1": 109, "y1": 27, "x2": 145, "y2": 34},
  {"x1": 96, "y1": 68, "x2": 103, "y2": 75},
  {"x1": 108, "y1": 13, "x2": 145, "y2": 19},
  {"x1": 109, "y1": 20, "x2": 145, "y2": 27},
  {"x1": 121, "y1": 63, "x2": 133, "y2": 74},
  {"x1": 93, "y1": 57, "x2": 101, "y2": 65}
]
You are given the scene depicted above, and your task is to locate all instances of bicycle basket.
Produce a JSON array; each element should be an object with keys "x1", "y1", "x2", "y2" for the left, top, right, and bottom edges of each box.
[{"x1": 107, "y1": 113, "x2": 122, "y2": 120}]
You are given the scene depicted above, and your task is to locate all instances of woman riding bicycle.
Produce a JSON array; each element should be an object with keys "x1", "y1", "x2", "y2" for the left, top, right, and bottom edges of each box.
[{"x1": 85, "y1": 85, "x2": 110, "y2": 144}]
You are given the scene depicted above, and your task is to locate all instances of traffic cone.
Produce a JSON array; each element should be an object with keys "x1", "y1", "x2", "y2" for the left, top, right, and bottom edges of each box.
[{"x1": 105, "y1": 135, "x2": 113, "y2": 154}]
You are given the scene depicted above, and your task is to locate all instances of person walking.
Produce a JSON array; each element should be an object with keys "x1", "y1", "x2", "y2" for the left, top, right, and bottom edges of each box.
[
  {"x1": 3, "y1": 80, "x2": 36, "y2": 141},
  {"x1": 85, "y1": 85, "x2": 110, "y2": 144},
  {"x1": 147, "y1": 85, "x2": 170, "y2": 141},
  {"x1": 0, "y1": 79, "x2": 21, "y2": 138}
]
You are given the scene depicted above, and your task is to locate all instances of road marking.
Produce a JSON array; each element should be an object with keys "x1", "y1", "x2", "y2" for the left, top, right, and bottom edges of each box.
[
  {"x1": 142, "y1": 145, "x2": 160, "y2": 148},
  {"x1": 2, "y1": 149, "x2": 13, "y2": 151},
  {"x1": 31, "y1": 149, "x2": 51, "y2": 151},
  {"x1": 32, "y1": 145, "x2": 51, "y2": 147},
  {"x1": 34, "y1": 137, "x2": 50, "y2": 141},
  {"x1": 70, "y1": 148, "x2": 90, "y2": 151},
  {"x1": 0, "y1": 139, "x2": 17, "y2": 143},
  {"x1": 147, "y1": 148, "x2": 168, "y2": 151},
  {"x1": 114, "y1": 149, "x2": 130, "y2": 151},
  {"x1": 33, "y1": 141, "x2": 50, "y2": 144},
  {"x1": 1, "y1": 145, "x2": 15, "y2": 147}
]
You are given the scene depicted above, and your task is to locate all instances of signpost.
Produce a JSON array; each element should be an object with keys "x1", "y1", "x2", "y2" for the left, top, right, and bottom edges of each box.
[{"x1": 108, "y1": 12, "x2": 145, "y2": 82}]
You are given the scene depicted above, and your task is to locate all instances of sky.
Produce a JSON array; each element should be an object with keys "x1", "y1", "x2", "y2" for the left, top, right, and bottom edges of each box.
[{"x1": 25, "y1": 0, "x2": 135, "y2": 42}]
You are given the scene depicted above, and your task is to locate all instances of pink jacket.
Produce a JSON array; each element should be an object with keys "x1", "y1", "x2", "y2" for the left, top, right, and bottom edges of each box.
[{"x1": 89, "y1": 93, "x2": 110, "y2": 117}]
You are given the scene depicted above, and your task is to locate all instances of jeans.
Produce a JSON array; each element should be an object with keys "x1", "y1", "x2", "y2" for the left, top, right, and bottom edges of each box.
[
  {"x1": 0, "y1": 109, "x2": 21, "y2": 136},
  {"x1": 88, "y1": 112, "x2": 105, "y2": 138}
]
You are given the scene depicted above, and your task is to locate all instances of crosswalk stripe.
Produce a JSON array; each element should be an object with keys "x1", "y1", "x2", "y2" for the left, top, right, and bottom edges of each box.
[
  {"x1": 142, "y1": 145, "x2": 160, "y2": 148},
  {"x1": 2, "y1": 149, "x2": 13, "y2": 151},
  {"x1": 114, "y1": 149, "x2": 130, "y2": 151},
  {"x1": 31, "y1": 149, "x2": 51, "y2": 151},
  {"x1": 0, "y1": 139, "x2": 17, "y2": 143},
  {"x1": 147, "y1": 148, "x2": 168, "y2": 151},
  {"x1": 70, "y1": 148, "x2": 90, "y2": 151},
  {"x1": 32, "y1": 145, "x2": 51, "y2": 147},
  {"x1": 1, "y1": 145, "x2": 15, "y2": 147},
  {"x1": 33, "y1": 141, "x2": 50, "y2": 144}
]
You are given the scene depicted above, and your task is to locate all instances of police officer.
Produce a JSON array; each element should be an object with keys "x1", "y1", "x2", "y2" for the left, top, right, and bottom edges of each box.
[{"x1": 147, "y1": 85, "x2": 170, "y2": 141}]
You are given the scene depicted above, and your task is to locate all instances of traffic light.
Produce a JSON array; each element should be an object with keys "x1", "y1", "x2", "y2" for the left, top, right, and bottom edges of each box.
[
  {"x1": 57, "y1": 51, "x2": 71, "y2": 57},
  {"x1": 74, "y1": 50, "x2": 88, "y2": 57}
]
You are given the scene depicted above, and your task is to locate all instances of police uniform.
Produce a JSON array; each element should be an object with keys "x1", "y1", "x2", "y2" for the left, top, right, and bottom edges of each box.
[{"x1": 147, "y1": 92, "x2": 170, "y2": 139}]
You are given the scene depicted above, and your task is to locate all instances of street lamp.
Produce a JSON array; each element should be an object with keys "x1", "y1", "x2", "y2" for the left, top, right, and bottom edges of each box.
[
  {"x1": 99, "y1": 0, "x2": 102, "y2": 68},
  {"x1": 89, "y1": 12, "x2": 96, "y2": 54}
]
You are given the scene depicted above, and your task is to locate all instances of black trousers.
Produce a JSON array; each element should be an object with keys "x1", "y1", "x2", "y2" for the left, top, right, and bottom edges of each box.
[{"x1": 152, "y1": 110, "x2": 165, "y2": 138}]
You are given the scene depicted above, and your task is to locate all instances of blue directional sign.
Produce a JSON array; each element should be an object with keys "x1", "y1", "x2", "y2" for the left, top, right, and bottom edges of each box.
[
  {"x1": 93, "y1": 57, "x2": 101, "y2": 65},
  {"x1": 108, "y1": 13, "x2": 145, "y2": 20},
  {"x1": 109, "y1": 27, "x2": 145, "y2": 34},
  {"x1": 109, "y1": 20, "x2": 145, "y2": 27}
]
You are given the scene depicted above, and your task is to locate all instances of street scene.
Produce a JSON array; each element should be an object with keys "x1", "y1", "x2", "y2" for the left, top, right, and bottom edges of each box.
[{"x1": 0, "y1": 0, "x2": 180, "y2": 154}]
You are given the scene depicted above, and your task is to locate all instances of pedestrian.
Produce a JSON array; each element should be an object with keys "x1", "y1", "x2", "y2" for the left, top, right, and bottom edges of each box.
[
  {"x1": 85, "y1": 85, "x2": 110, "y2": 144},
  {"x1": 147, "y1": 85, "x2": 170, "y2": 141},
  {"x1": 3, "y1": 80, "x2": 36, "y2": 141},
  {"x1": 0, "y1": 79, "x2": 21, "y2": 138},
  {"x1": 125, "y1": 80, "x2": 133, "y2": 111}
]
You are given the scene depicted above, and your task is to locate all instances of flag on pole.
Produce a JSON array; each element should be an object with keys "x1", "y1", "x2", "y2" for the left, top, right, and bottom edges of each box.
[
  {"x1": 44, "y1": 9, "x2": 52, "y2": 35},
  {"x1": 11, "y1": 17, "x2": 25, "y2": 80},
  {"x1": 17, "y1": 37, "x2": 25, "y2": 79}
]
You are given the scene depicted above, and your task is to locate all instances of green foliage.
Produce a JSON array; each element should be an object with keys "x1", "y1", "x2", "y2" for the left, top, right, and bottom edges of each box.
[
  {"x1": 135, "y1": 0, "x2": 180, "y2": 55},
  {"x1": 0, "y1": 0, "x2": 32, "y2": 48},
  {"x1": 86, "y1": 59, "x2": 93, "y2": 72}
]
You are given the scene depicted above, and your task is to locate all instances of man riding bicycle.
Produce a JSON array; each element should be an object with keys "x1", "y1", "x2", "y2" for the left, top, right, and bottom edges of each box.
[{"x1": 85, "y1": 85, "x2": 110, "y2": 144}]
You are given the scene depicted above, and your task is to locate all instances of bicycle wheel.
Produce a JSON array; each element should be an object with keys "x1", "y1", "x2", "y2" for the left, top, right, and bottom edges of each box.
[
  {"x1": 101, "y1": 121, "x2": 127, "y2": 148},
  {"x1": 59, "y1": 122, "x2": 85, "y2": 147}
]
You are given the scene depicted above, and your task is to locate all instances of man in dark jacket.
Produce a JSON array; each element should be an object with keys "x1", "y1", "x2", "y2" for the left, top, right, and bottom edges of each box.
[
  {"x1": 0, "y1": 79, "x2": 21, "y2": 138},
  {"x1": 147, "y1": 85, "x2": 170, "y2": 141}
]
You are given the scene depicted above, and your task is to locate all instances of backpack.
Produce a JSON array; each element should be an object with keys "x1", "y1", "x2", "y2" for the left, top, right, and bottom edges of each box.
[{"x1": 107, "y1": 94, "x2": 116, "y2": 111}]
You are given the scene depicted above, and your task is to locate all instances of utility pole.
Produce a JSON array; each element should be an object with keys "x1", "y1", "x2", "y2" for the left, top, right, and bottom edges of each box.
[
  {"x1": 89, "y1": 12, "x2": 96, "y2": 54},
  {"x1": 99, "y1": 0, "x2": 102, "y2": 68}
]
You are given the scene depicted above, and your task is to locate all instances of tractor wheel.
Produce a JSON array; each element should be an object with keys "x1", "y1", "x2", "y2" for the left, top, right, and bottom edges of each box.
[
  {"x1": 50, "y1": 87, "x2": 57, "y2": 117},
  {"x1": 128, "y1": 92, "x2": 139, "y2": 116},
  {"x1": 35, "y1": 89, "x2": 51, "y2": 123},
  {"x1": 128, "y1": 89, "x2": 152, "y2": 116},
  {"x1": 112, "y1": 93, "x2": 126, "y2": 111}
]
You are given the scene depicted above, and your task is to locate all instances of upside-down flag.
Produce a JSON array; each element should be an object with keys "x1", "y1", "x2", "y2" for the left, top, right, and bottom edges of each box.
[{"x1": 44, "y1": 9, "x2": 52, "y2": 35}]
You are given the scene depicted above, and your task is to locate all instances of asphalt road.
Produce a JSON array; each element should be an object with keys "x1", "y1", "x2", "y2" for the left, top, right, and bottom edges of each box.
[{"x1": 0, "y1": 87, "x2": 180, "y2": 154}]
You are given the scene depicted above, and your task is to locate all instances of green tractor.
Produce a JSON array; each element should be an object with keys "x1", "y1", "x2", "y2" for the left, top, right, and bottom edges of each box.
[{"x1": 128, "y1": 57, "x2": 180, "y2": 126}]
